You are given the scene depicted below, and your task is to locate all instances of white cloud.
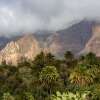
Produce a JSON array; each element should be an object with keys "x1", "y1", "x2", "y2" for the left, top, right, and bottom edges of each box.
[{"x1": 0, "y1": 0, "x2": 100, "y2": 35}]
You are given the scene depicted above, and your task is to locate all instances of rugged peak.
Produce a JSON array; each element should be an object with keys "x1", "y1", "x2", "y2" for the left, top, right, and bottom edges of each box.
[
  {"x1": 82, "y1": 24, "x2": 100, "y2": 56},
  {"x1": 0, "y1": 20, "x2": 96, "y2": 65},
  {"x1": 0, "y1": 35, "x2": 41, "y2": 65},
  {"x1": 1, "y1": 41, "x2": 20, "y2": 54},
  {"x1": 92, "y1": 24, "x2": 100, "y2": 37}
]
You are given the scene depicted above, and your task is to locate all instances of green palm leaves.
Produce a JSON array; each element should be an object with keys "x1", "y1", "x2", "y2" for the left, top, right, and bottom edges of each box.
[
  {"x1": 51, "y1": 91, "x2": 90, "y2": 100},
  {"x1": 2, "y1": 92, "x2": 15, "y2": 100},
  {"x1": 39, "y1": 66, "x2": 59, "y2": 84},
  {"x1": 69, "y1": 64, "x2": 98, "y2": 87}
]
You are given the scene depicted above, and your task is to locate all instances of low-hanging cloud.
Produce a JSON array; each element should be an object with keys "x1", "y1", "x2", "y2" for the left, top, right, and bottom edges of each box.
[{"x1": 0, "y1": 0, "x2": 100, "y2": 36}]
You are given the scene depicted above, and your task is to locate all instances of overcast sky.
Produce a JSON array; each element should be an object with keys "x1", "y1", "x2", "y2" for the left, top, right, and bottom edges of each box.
[{"x1": 0, "y1": 0, "x2": 100, "y2": 35}]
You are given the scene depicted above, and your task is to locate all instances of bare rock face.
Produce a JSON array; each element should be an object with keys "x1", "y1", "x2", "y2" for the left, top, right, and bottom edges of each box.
[
  {"x1": 0, "y1": 20, "x2": 94, "y2": 65},
  {"x1": 33, "y1": 33, "x2": 63, "y2": 56},
  {"x1": 17, "y1": 35, "x2": 41, "y2": 59},
  {"x1": 0, "y1": 33, "x2": 63, "y2": 65},
  {"x1": 44, "y1": 33, "x2": 63, "y2": 56},
  {"x1": 82, "y1": 24, "x2": 100, "y2": 56},
  {"x1": 0, "y1": 35, "x2": 41, "y2": 65}
]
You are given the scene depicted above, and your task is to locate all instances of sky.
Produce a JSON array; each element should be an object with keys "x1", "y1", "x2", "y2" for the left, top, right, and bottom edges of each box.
[{"x1": 0, "y1": 0, "x2": 100, "y2": 36}]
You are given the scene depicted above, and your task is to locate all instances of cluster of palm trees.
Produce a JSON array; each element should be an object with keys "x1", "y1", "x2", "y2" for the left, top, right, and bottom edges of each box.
[{"x1": 0, "y1": 51, "x2": 100, "y2": 100}]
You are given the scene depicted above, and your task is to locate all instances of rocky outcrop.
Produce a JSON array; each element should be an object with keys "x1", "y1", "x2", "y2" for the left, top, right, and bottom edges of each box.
[
  {"x1": 0, "y1": 35, "x2": 41, "y2": 65},
  {"x1": 0, "y1": 20, "x2": 95, "y2": 65},
  {"x1": 57, "y1": 20, "x2": 93, "y2": 55},
  {"x1": 82, "y1": 23, "x2": 100, "y2": 56}
]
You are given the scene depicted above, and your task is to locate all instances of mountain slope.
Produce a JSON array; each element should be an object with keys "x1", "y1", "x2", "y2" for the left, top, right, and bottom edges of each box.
[
  {"x1": 34, "y1": 20, "x2": 94, "y2": 56},
  {"x1": 0, "y1": 36, "x2": 11, "y2": 50},
  {"x1": 0, "y1": 20, "x2": 95, "y2": 65},
  {"x1": 55, "y1": 20, "x2": 94, "y2": 54},
  {"x1": 82, "y1": 23, "x2": 100, "y2": 56},
  {"x1": 0, "y1": 35, "x2": 41, "y2": 65}
]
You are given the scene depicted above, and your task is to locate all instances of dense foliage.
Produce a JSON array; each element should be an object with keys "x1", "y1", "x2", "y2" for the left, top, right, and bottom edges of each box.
[
  {"x1": 51, "y1": 91, "x2": 90, "y2": 100},
  {"x1": 0, "y1": 51, "x2": 100, "y2": 100}
]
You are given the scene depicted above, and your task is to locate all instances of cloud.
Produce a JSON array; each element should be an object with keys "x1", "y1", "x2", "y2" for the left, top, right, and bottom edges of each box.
[{"x1": 0, "y1": 0, "x2": 100, "y2": 35}]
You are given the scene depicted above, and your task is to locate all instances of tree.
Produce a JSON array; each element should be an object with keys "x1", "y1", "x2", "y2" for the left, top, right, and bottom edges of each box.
[
  {"x1": 64, "y1": 51, "x2": 77, "y2": 68},
  {"x1": 51, "y1": 91, "x2": 90, "y2": 100},
  {"x1": 2, "y1": 92, "x2": 15, "y2": 100},
  {"x1": 69, "y1": 64, "x2": 95, "y2": 87},
  {"x1": 24, "y1": 92, "x2": 34, "y2": 100},
  {"x1": 59, "y1": 65, "x2": 69, "y2": 86},
  {"x1": 17, "y1": 66, "x2": 33, "y2": 88},
  {"x1": 84, "y1": 52, "x2": 97, "y2": 65},
  {"x1": 33, "y1": 52, "x2": 57, "y2": 77},
  {"x1": 45, "y1": 53, "x2": 55, "y2": 65},
  {"x1": 39, "y1": 66, "x2": 60, "y2": 94},
  {"x1": 64, "y1": 51, "x2": 74, "y2": 62},
  {"x1": 39, "y1": 66, "x2": 59, "y2": 84},
  {"x1": 33, "y1": 52, "x2": 45, "y2": 73}
]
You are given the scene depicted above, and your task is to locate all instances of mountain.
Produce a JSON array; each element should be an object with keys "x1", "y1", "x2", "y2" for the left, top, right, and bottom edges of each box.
[
  {"x1": 56, "y1": 20, "x2": 93, "y2": 54},
  {"x1": 0, "y1": 20, "x2": 95, "y2": 65},
  {"x1": 34, "y1": 20, "x2": 94, "y2": 57},
  {"x1": 0, "y1": 36, "x2": 11, "y2": 50},
  {"x1": 0, "y1": 35, "x2": 41, "y2": 65},
  {"x1": 82, "y1": 22, "x2": 100, "y2": 56},
  {"x1": 0, "y1": 35, "x2": 25, "y2": 50}
]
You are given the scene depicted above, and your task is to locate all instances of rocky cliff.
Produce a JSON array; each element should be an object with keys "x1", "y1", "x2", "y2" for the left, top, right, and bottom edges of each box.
[
  {"x1": 82, "y1": 23, "x2": 100, "y2": 56},
  {"x1": 0, "y1": 35, "x2": 41, "y2": 65},
  {"x1": 0, "y1": 20, "x2": 95, "y2": 65}
]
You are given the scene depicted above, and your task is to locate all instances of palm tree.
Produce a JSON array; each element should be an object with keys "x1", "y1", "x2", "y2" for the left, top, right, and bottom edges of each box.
[
  {"x1": 84, "y1": 52, "x2": 97, "y2": 65},
  {"x1": 45, "y1": 53, "x2": 55, "y2": 65},
  {"x1": 2, "y1": 92, "x2": 15, "y2": 100},
  {"x1": 51, "y1": 91, "x2": 90, "y2": 100},
  {"x1": 32, "y1": 52, "x2": 46, "y2": 76},
  {"x1": 64, "y1": 51, "x2": 77, "y2": 68},
  {"x1": 69, "y1": 64, "x2": 95, "y2": 87},
  {"x1": 39, "y1": 66, "x2": 59, "y2": 94},
  {"x1": 64, "y1": 51, "x2": 74, "y2": 62},
  {"x1": 24, "y1": 92, "x2": 34, "y2": 100}
]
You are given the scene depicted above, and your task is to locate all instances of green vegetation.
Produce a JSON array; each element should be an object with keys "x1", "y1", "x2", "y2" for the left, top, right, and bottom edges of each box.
[
  {"x1": 0, "y1": 51, "x2": 100, "y2": 100},
  {"x1": 51, "y1": 91, "x2": 90, "y2": 100}
]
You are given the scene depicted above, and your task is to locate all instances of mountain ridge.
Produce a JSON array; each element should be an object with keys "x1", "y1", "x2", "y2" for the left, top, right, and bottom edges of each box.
[{"x1": 0, "y1": 20, "x2": 98, "y2": 65}]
